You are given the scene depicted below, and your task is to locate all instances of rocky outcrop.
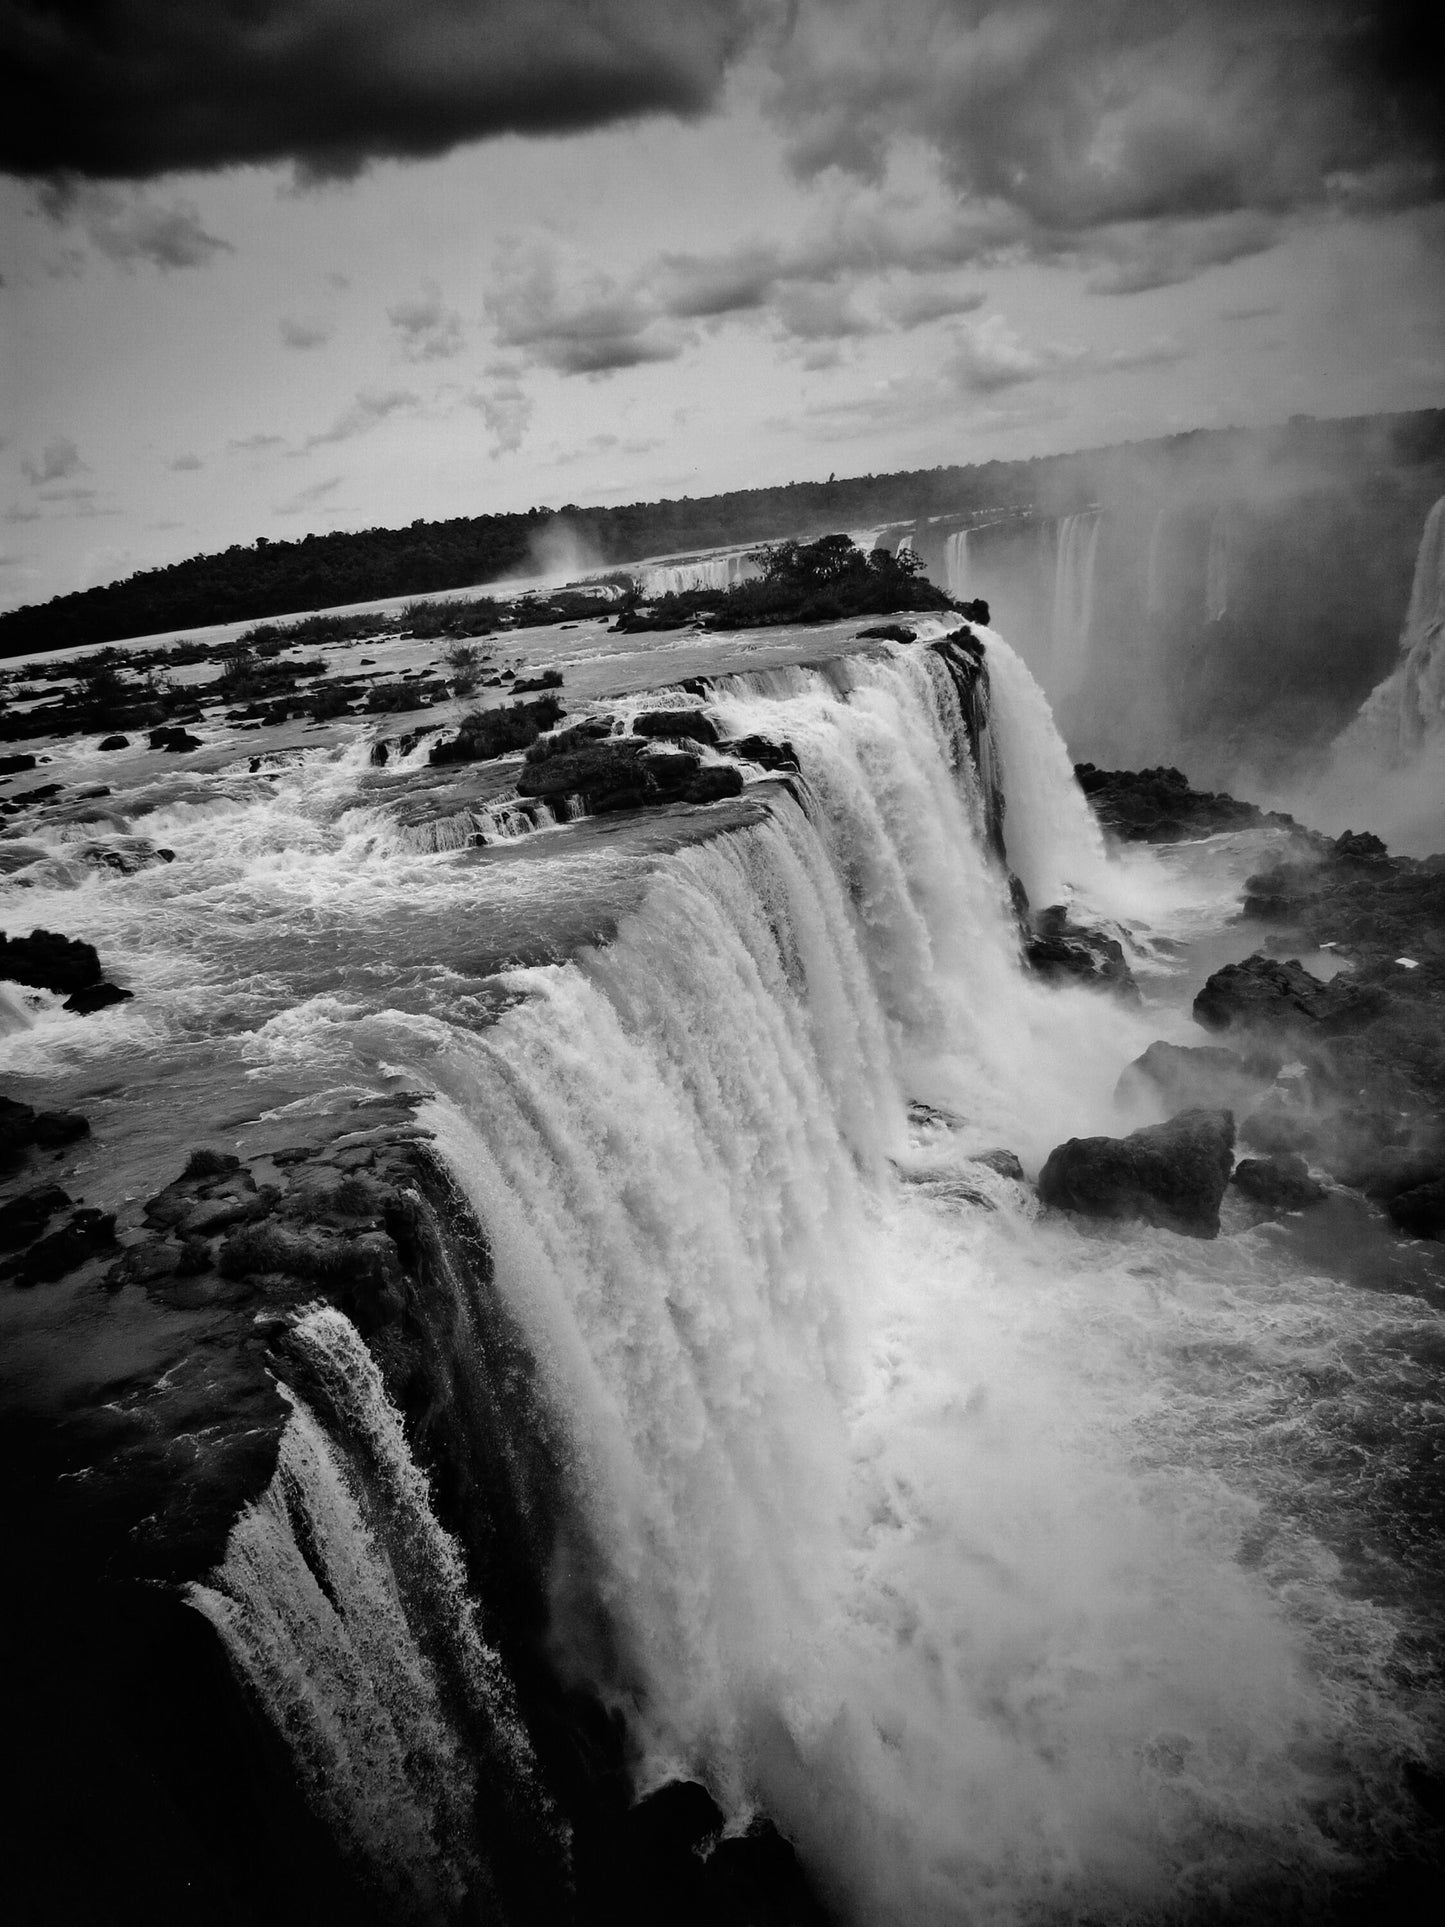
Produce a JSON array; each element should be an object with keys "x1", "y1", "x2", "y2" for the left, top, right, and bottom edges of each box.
[
  {"x1": 1193, "y1": 954, "x2": 1385, "y2": 1037},
  {"x1": 1075, "y1": 763, "x2": 1300, "y2": 843},
  {"x1": 1025, "y1": 903, "x2": 1138, "y2": 997},
  {"x1": 1038, "y1": 1108, "x2": 1236, "y2": 1237},
  {"x1": 428, "y1": 694, "x2": 565, "y2": 766},
  {"x1": 1230, "y1": 1153, "x2": 1326, "y2": 1212},
  {"x1": 0, "y1": 926, "x2": 133, "y2": 1014},
  {"x1": 0, "y1": 1095, "x2": 89, "y2": 1170}
]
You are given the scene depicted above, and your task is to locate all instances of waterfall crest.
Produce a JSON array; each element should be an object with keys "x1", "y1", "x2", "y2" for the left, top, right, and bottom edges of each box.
[{"x1": 1340, "y1": 494, "x2": 1445, "y2": 763}]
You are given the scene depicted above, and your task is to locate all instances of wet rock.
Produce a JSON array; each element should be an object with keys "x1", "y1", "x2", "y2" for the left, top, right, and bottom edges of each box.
[
  {"x1": 1075, "y1": 764, "x2": 1294, "y2": 843},
  {"x1": 973, "y1": 1148, "x2": 1025, "y2": 1181},
  {"x1": 856, "y1": 623, "x2": 916, "y2": 643},
  {"x1": 726, "y1": 734, "x2": 800, "y2": 772},
  {"x1": 1193, "y1": 954, "x2": 1385, "y2": 1038},
  {"x1": 0, "y1": 927, "x2": 103, "y2": 997},
  {"x1": 0, "y1": 1097, "x2": 90, "y2": 1170},
  {"x1": 1238, "y1": 1096, "x2": 1321, "y2": 1157},
  {"x1": 104, "y1": 1238, "x2": 184, "y2": 1289},
  {"x1": 1385, "y1": 1177, "x2": 1445, "y2": 1241},
  {"x1": 0, "y1": 1183, "x2": 71, "y2": 1252},
  {"x1": 1117, "y1": 1040, "x2": 1279, "y2": 1114},
  {"x1": 1231, "y1": 1153, "x2": 1326, "y2": 1211},
  {"x1": 631, "y1": 708, "x2": 719, "y2": 745},
  {"x1": 512, "y1": 669, "x2": 563, "y2": 693},
  {"x1": 0, "y1": 752, "x2": 38, "y2": 774},
  {"x1": 1025, "y1": 904, "x2": 1138, "y2": 997},
  {"x1": 63, "y1": 982, "x2": 134, "y2": 1015},
  {"x1": 681, "y1": 764, "x2": 744, "y2": 804},
  {"x1": 149, "y1": 726, "x2": 203, "y2": 753},
  {"x1": 3, "y1": 1207, "x2": 117, "y2": 1286},
  {"x1": 1038, "y1": 1108, "x2": 1236, "y2": 1238},
  {"x1": 97, "y1": 734, "x2": 129, "y2": 751},
  {"x1": 429, "y1": 695, "x2": 565, "y2": 766}
]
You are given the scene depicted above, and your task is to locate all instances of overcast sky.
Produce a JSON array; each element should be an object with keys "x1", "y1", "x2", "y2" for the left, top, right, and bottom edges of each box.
[{"x1": 2, "y1": 0, "x2": 1443, "y2": 613}]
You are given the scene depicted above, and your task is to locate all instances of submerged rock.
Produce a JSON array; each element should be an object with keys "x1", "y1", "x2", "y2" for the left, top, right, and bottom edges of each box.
[
  {"x1": 1117, "y1": 1040, "x2": 1278, "y2": 1115},
  {"x1": 1231, "y1": 1153, "x2": 1326, "y2": 1211},
  {"x1": 1038, "y1": 1108, "x2": 1236, "y2": 1237}
]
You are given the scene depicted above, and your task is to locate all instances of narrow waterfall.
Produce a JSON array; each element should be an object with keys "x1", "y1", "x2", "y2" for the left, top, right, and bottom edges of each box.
[
  {"x1": 1145, "y1": 505, "x2": 1167, "y2": 616},
  {"x1": 1048, "y1": 510, "x2": 1101, "y2": 691},
  {"x1": 1339, "y1": 494, "x2": 1445, "y2": 763},
  {"x1": 943, "y1": 528, "x2": 970, "y2": 601},
  {"x1": 1204, "y1": 510, "x2": 1230, "y2": 622}
]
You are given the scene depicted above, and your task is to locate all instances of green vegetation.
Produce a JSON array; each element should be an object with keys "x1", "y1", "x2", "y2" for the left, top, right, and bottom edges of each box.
[{"x1": 616, "y1": 535, "x2": 955, "y2": 632}]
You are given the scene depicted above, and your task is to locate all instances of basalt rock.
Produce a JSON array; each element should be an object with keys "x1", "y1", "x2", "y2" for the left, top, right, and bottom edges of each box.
[
  {"x1": 1230, "y1": 1153, "x2": 1326, "y2": 1211},
  {"x1": 428, "y1": 695, "x2": 565, "y2": 766},
  {"x1": 631, "y1": 708, "x2": 719, "y2": 746},
  {"x1": 64, "y1": 981, "x2": 135, "y2": 1015},
  {"x1": 1075, "y1": 764, "x2": 1297, "y2": 843},
  {"x1": 0, "y1": 751, "x2": 38, "y2": 773},
  {"x1": 149, "y1": 725, "x2": 203, "y2": 753},
  {"x1": 0, "y1": 1096, "x2": 91, "y2": 1170},
  {"x1": 1038, "y1": 1108, "x2": 1236, "y2": 1238},
  {"x1": 0, "y1": 1183, "x2": 71, "y2": 1251},
  {"x1": 3, "y1": 1207, "x2": 117, "y2": 1286},
  {"x1": 97, "y1": 734, "x2": 129, "y2": 751},
  {"x1": 1193, "y1": 955, "x2": 1385, "y2": 1038},
  {"x1": 1025, "y1": 904, "x2": 1138, "y2": 998},
  {"x1": 0, "y1": 926, "x2": 103, "y2": 997},
  {"x1": 726, "y1": 734, "x2": 800, "y2": 772},
  {"x1": 1385, "y1": 1177, "x2": 1445, "y2": 1241}
]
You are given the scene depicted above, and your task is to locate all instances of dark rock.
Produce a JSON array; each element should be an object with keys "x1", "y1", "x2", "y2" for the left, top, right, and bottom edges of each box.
[
  {"x1": 1025, "y1": 904, "x2": 1137, "y2": 997},
  {"x1": 511, "y1": 669, "x2": 563, "y2": 693},
  {"x1": 0, "y1": 1097, "x2": 90, "y2": 1169},
  {"x1": 63, "y1": 981, "x2": 134, "y2": 1015},
  {"x1": 0, "y1": 752, "x2": 38, "y2": 774},
  {"x1": 682, "y1": 764, "x2": 745, "y2": 805},
  {"x1": 369, "y1": 739, "x2": 390, "y2": 765},
  {"x1": 957, "y1": 597, "x2": 990, "y2": 624},
  {"x1": 974, "y1": 1148, "x2": 1025, "y2": 1181},
  {"x1": 97, "y1": 734, "x2": 129, "y2": 751},
  {"x1": 1385, "y1": 1178, "x2": 1445, "y2": 1241},
  {"x1": 631, "y1": 708, "x2": 719, "y2": 745},
  {"x1": 1074, "y1": 764, "x2": 1293, "y2": 843},
  {"x1": 856, "y1": 623, "x2": 916, "y2": 642},
  {"x1": 1038, "y1": 1108, "x2": 1236, "y2": 1237},
  {"x1": 1231, "y1": 1154, "x2": 1326, "y2": 1211},
  {"x1": 1117, "y1": 1040, "x2": 1278, "y2": 1114},
  {"x1": 149, "y1": 726, "x2": 203, "y2": 752},
  {"x1": 727, "y1": 734, "x2": 800, "y2": 772},
  {"x1": 3, "y1": 1208, "x2": 117, "y2": 1286},
  {"x1": 0, "y1": 927, "x2": 103, "y2": 996},
  {"x1": 1193, "y1": 954, "x2": 1385, "y2": 1038},
  {"x1": 0, "y1": 1183, "x2": 71, "y2": 1252},
  {"x1": 1238, "y1": 1096, "x2": 1320, "y2": 1156},
  {"x1": 428, "y1": 695, "x2": 565, "y2": 766}
]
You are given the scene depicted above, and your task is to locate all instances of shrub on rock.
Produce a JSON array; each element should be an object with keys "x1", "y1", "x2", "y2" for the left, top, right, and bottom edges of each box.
[{"x1": 1038, "y1": 1108, "x2": 1236, "y2": 1237}]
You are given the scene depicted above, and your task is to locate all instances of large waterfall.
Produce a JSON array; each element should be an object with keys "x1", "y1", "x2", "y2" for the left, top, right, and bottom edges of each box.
[
  {"x1": 633, "y1": 550, "x2": 765, "y2": 598},
  {"x1": 166, "y1": 631, "x2": 1436, "y2": 1924},
  {"x1": 1340, "y1": 494, "x2": 1445, "y2": 763}
]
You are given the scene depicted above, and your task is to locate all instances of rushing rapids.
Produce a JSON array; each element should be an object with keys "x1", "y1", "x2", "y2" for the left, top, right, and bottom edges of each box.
[{"x1": 2, "y1": 610, "x2": 1442, "y2": 1925}]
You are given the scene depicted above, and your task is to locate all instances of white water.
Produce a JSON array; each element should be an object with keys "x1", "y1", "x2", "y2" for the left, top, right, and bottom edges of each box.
[
  {"x1": 1048, "y1": 511, "x2": 1101, "y2": 696},
  {"x1": 191, "y1": 1306, "x2": 551, "y2": 1919},
  {"x1": 411, "y1": 638, "x2": 1433, "y2": 1924},
  {"x1": 943, "y1": 529, "x2": 970, "y2": 602},
  {"x1": 634, "y1": 549, "x2": 765, "y2": 598}
]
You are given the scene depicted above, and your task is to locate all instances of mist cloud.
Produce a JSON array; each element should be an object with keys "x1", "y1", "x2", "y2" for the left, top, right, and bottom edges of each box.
[
  {"x1": 21, "y1": 437, "x2": 85, "y2": 486},
  {"x1": 388, "y1": 283, "x2": 465, "y2": 362},
  {"x1": 280, "y1": 316, "x2": 334, "y2": 350},
  {"x1": 305, "y1": 388, "x2": 421, "y2": 448},
  {"x1": 1, "y1": 0, "x2": 757, "y2": 179}
]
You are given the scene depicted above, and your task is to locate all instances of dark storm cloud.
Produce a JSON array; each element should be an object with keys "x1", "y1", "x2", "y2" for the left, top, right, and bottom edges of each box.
[
  {"x1": 774, "y1": 1, "x2": 1445, "y2": 273},
  {"x1": 0, "y1": 0, "x2": 759, "y2": 179}
]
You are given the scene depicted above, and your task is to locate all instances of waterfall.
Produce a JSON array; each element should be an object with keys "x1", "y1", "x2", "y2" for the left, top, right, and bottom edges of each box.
[
  {"x1": 943, "y1": 528, "x2": 969, "y2": 601},
  {"x1": 190, "y1": 1306, "x2": 558, "y2": 1920},
  {"x1": 636, "y1": 550, "x2": 765, "y2": 597},
  {"x1": 1048, "y1": 510, "x2": 1101, "y2": 692},
  {"x1": 1145, "y1": 506, "x2": 1167, "y2": 616},
  {"x1": 1338, "y1": 494, "x2": 1445, "y2": 764},
  {"x1": 409, "y1": 641, "x2": 1370, "y2": 1924},
  {"x1": 1204, "y1": 510, "x2": 1229, "y2": 622}
]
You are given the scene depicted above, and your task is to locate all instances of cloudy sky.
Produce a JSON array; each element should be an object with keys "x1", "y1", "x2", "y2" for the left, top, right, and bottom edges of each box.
[{"x1": 2, "y1": 0, "x2": 1443, "y2": 613}]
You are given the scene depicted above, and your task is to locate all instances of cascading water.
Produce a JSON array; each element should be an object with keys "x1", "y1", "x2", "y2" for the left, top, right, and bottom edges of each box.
[
  {"x1": 943, "y1": 529, "x2": 969, "y2": 601},
  {"x1": 1205, "y1": 510, "x2": 1230, "y2": 623},
  {"x1": 635, "y1": 551, "x2": 765, "y2": 597},
  {"x1": 1048, "y1": 510, "x2": 1101, "y2": 694},
  {"x1": 389, "y1": 639, "x2": 1432, "y2": 1925}
]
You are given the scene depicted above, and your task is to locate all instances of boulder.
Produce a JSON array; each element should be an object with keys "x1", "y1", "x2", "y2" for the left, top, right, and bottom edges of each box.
[
  {"x1": 149, "y1": 726, "x2": 203, "y2": 753},
  {"x1": 973, "y1": 1147, "x2": 1026, "y2": 1182},
  {"x1": 97, "y1": 734, "x2": 129, "y2": 751},
  {"x1": 631, "y1": 708, "x2": 719, "y2": 745},
  {"x1": 1230, "y1": 1154, "x2": 1325, "y2": 1211},
  {"x1": 1385, "y1": 1177, "x2": 1445, "y2": 1241},
  {"x1": 0, "y1": 752, "x2": 38, "y2": 774},
  {"x1": 1025, "y1": 904, "x2": 1137, "y2": 997},
  {"x1": 0, "y1": 1184, "x2": 71, "y2": 1252},
  {"x1": 1117, "y1": 1040, "x2": 1278, "y2": 1114},
  {"x1": 1038, "y1": 1108, "x2": 1235, "y2": 1237},
  {"x1": 1193, "y1": 954, "x2": 1385, "y2": 1038},
  {"x1": 1238, "y1": 1096, "x2": 1320, "y2": 1156},
  {"x1": 726, "y1": 734, "x2": 799, "y2": 772},
  {"x1": 64, "y1": 982, "x2": 134, "y2": 1015},
  {"x1": 0, "y1": 1097, "x2": 89, "y2": 1170},
  {"x1": 2, "y1": 1208, "x2": 117, "y2": 1286},
  {"x1": 0, "y1": 927, "x2": 103, "y2": 997}
]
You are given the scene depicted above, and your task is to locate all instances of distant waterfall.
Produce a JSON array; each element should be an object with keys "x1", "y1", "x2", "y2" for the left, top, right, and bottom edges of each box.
[
  {"x1": 1145, "y1": 506, "x2": 1167, "y2": 616},
  {"x1": 636, "y1": 550, "x2": 765, "y2": 597},
  {"x1": 1205, "y1": 511, "x2": 1230, "y2": 622},
  {"x1": 944, "y1": 528, "x2": 970, "y2": 601},
  {"x1": 1049, "y1": 509, "x2": 1102, "y2": 690},
  {"x1": 1339, "y1": 494, "x2": 1445, "y2": 763}
]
